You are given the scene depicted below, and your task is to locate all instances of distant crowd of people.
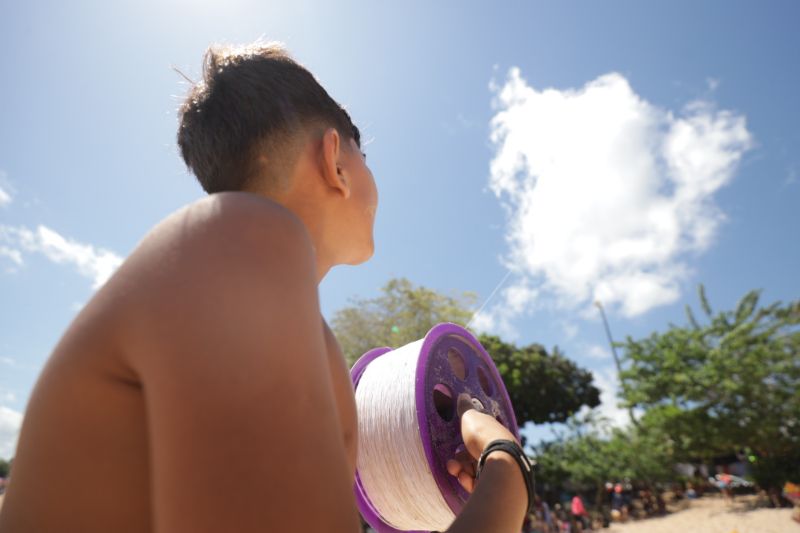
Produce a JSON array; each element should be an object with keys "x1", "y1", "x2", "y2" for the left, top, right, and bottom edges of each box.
[
  {"x1": 523, "y1": 475, "x2": 800, "y2": 532},
  {"x1": 524, "y1": 494, "x2": 591, "y2": 533},
  {"x1": 525, "y1": 482, "x2": 672, "y2": 532}
]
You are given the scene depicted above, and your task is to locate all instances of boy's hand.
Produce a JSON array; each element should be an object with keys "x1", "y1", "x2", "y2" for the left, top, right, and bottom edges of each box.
[{"x1": 446, "y1": 394, "x2": 518, "y2": 493}]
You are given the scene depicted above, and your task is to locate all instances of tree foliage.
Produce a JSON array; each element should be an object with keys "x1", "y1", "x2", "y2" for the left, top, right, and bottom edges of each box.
[
  {"x1": 479, "y1": 335, "x2": 600, "y2": 424},
  {"x1": 619, "y1": 286, "x2": 800, "y2": 487},
  {"x1": 331, "y1": 278, "x2": 601, "y2": 427},
  {"x1": 331, "y1": 278, "x2": 476, "y2": 366},
  {"x1": 533, "y1": 413, "x2": 675, "y2": 506}
]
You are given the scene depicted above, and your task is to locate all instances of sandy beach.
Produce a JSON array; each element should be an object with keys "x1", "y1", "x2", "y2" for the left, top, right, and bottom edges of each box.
[
  {"x1": 1, "y1": 491, "x2": 796, "y2": 532},
  {"x1": 606, "y1": 495, "x2": 795, "y2": 533}
]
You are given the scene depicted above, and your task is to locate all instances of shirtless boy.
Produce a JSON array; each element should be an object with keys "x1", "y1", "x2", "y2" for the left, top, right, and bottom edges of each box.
[{"x1": 0, "y1": 43, "x2": 528, "y2": 532}]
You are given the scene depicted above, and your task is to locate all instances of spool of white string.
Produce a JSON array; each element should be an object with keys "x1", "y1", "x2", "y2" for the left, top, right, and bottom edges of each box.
[{"x1": 355, "y1": 339, "x2": 456, "y2": 531}]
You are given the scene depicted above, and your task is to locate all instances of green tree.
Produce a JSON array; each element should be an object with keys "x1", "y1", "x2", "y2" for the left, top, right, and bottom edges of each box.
[
  {"x1": 331, "y1": 278, "x2": 476, "y2": 366},
  {"x1": 619, "y1": 286, "x2": 800, "y2": 488},
  {"x1": 478, "y1": 335, "x2": 600, "y2": 424},
  {"x1": 533, "y1": 413, "x2": 674, "y2": 508},
  {"x1": 331, "y1": 278, "x2": 601, "y2": 427}
]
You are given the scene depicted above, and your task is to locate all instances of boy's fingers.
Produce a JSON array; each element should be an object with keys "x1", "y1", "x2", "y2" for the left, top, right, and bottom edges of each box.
[
  {"x1": 451, "y1": 450, "x2": 477, "y2": 474},
  {"x1": 446, "y1": 459, "x2": 460, "y2": 477},
  {"x1": 464, "y1": 459, "x2": 476, "y2": 478},
  {"x1": 458, "y1": 471, "x2": 475, "y2": 493},
  {"x1": 454, "y1": 448, "x2": 471, "y2": 461},
  {"x1": 448, "y1": 451, "x2": 478, "y2": 494},
  {"x1": 456, "y1": 393, "x2": 474, "y2": 419}
]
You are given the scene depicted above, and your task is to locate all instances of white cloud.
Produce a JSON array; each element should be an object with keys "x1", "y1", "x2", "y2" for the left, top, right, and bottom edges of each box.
[
  {"x1": 484, "y1": 69, "x2": 752, "y2": 322},
  {"x1": 706, "y1": 77, "x2": 720, "y2": 91},
  {"x1": 586, "y1": 344, "x2": 611, "y2": 360},
  {"x1": 469, "y1": 309, "x2": 497, "y2": 335},
  {"x1": 0, "y1": 246, "x2": 23, "y2": 267},
  {"x1": 583, "y1": 366, "x2": 631, "y2": 429},
  {"x1": 0, "y1": 225, "x2": 123, "y2": 289},
  {"x1": 561, "y1": 322, "x2": 579, "y2": 340},
  {"x1": 0, "y1": 405, "x2": 23, "y2": 460},
  {"x1": 0, "y1": 186, "x2": 10, "y2": 207},
  {"x1": 786, "y1": 166, "x2": 798, "y2": 186},
  {"x1": 0, "y1": 171, "x2": 12, "y2": 208},
  {"x1": 0, "y1": 390, "x2": 16, "y2": 404},
  {"x1": 470, "y1": 307, "x2": 514, "y2": 339},
  {"x1": 470, "y1": 279, "x2": 538, "y2": 339},
  {"x1": 456, "y1": 112, "x2": 474, "y2": 129}
]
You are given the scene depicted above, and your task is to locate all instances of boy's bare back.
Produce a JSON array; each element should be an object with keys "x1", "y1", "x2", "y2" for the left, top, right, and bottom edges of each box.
[{"x1": 0, "y1": 193, "x2": 360, "y2": 532}]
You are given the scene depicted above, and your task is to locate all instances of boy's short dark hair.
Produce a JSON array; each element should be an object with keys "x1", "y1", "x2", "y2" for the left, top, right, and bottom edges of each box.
[{"x1": 177, "y1": 42, "x2": 361, "y2": 193}]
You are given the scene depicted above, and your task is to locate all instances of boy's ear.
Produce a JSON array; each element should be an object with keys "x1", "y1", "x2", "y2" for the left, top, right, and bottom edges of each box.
[{"x1": 321, "y1": 128, "x2": 350, "y2": 199}]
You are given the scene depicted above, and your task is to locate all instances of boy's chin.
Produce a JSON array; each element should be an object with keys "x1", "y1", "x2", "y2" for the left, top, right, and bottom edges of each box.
[{"x1": 344, "y1": 246, "x2": 374, "y2": 266}]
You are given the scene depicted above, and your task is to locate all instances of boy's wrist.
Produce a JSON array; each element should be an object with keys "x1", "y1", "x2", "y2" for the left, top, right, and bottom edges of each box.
[
  {"x1": 482, "y1": 449, "x2": 519, "y2": 468},
  {"x1": 476, "y1": 439, "x2": 535, "y2": 515}
]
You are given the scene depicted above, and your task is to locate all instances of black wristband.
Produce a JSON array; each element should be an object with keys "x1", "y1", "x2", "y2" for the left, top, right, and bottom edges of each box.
[{"x1": 475, "y1": 439, "x2": 536, "y2": 516}]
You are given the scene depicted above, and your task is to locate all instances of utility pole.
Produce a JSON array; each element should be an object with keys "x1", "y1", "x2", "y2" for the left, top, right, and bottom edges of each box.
[{"x1": 594, "y1": 300, "x2": 639, "y2": 428}]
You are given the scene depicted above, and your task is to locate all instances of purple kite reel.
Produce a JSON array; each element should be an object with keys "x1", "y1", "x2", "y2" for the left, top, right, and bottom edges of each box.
[{"x1": 350, "y1": 322, "x2": 520, "y2": 533}]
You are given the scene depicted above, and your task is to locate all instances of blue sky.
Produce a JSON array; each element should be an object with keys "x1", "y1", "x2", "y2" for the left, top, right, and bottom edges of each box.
[{"x1": 1, "y1": 1, "x2": 798, "y2": 458}]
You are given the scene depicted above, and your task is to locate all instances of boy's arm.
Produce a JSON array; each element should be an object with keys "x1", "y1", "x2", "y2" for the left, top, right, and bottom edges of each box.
[
  {"x1": 445, "y1": 409, "x2": 529, "y2": 533},
  {"x1": 120, "y1": 195, "x2": 360, "y2": 533}
]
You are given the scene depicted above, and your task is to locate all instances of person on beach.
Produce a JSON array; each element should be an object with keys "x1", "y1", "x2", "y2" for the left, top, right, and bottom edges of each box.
[
  {"x1": 0, "y1": 42, "x2": 529, "y2": 533},
  {"x1": 571, "y1": 493, "x2": 590, "y2": 531}
]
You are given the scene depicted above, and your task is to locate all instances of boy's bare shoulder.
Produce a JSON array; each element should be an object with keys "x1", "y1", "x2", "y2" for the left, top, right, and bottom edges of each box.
[
  {"x1": 121, "y1": 191, "x2": 313, "y2": 290},
  {"x1": 148, "y1": 191, "x2": 311, "y2": 258},
  {"x1": 105, "y1": 192, "x2": 319, "y2": 365}
]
